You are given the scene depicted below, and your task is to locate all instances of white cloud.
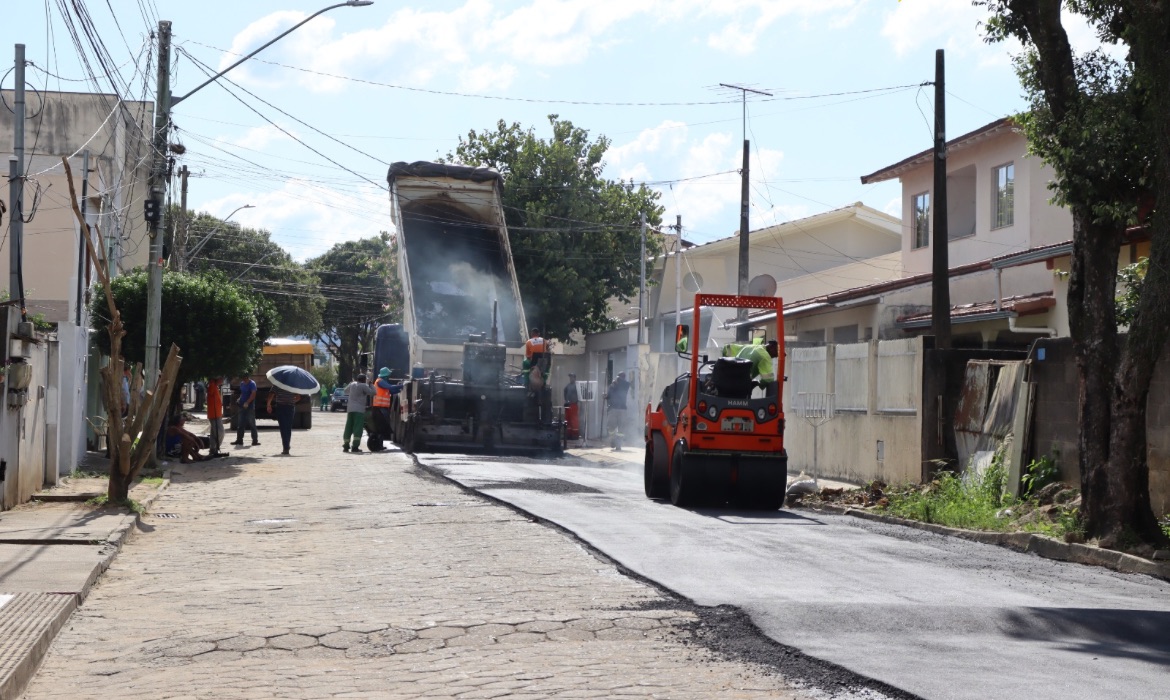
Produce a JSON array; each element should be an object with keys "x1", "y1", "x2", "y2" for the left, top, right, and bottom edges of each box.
[
  {"x1": 607, "y1": 120, "x2": 689, "y2": 177},
  {"x1": 199, "y1": 180, "x2": 391, "y2": 262},
  {"x1": 458, "y1": 63, "x2": 518, "y2": 93},
  {"x1": 221, "y1": 0, "x2": 869, "y2": 95},
  {"x1": 228, "y1": 124, "x2": 293, "y2": 151},
  {"x1": 880, "y1": 0, "x2": 991, "y2": 58}
]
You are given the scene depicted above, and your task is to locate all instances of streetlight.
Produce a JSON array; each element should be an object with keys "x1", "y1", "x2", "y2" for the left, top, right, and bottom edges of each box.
[
  {"x1": 143, "y1": 1, "x2": 374, "y2": 388},
  {"x1": 184, "y1": 204, "x2": 254, "y2": 268},
  {"x1": 230, "y1": 249, "x2": 279, "y2": 284}
]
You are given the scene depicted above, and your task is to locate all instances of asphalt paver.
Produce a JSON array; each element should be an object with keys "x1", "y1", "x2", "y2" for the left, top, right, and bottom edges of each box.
[{"x1": 19, "y1": 412, "x2": 810, "y2": 699}]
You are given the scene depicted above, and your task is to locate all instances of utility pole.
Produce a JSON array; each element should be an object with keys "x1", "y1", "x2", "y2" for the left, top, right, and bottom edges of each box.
[
  {"x1": 10, "y1": 44, "x2": 26, "y2": 320},
  {"x1": 173, "y1": 164, "x2": 189, "y2": 272},
  {"x1": 931, "y1": 49, "x2": 951, "y2": 350},
  {"x1": 638, "y1": 211, "x2": 646, "y2": 345},
  {"x1": 673, "y1": 215, "x2": 682, "y2": 333},
  {"x1": 719, "y1": 83, "x2": 771, "y2": 341},
  {"x1": 77, "y1": 150, "x2": 90, "y2": 325},
  {"x1": 143, "y1": 4, "x2": 372, "y2": 386},
  {"x1": 144, "y1": 21, "x2": 172, "y2": 389}
]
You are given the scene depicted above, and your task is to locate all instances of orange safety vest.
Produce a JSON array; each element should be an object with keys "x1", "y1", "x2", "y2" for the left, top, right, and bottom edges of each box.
[
  {"x1": 373, "y1": 381, "x2": 393, "y2": 408},
  {"x1": 525, "y1": 336, "x2": 546, "y2": 359}
]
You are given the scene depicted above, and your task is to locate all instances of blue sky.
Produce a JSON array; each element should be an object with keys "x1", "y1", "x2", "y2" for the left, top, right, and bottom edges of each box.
[{"x1": 3, "y1": 1, "x2": 1108, "y2": 261}]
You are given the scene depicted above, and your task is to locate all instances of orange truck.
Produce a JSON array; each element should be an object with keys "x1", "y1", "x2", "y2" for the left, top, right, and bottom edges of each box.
[
  {"x1": 644, "y1": 294, "x2": 787, "y2": 509},
  {"x1": 227, "y1": 338, "x2": 316, "y2": 430}
]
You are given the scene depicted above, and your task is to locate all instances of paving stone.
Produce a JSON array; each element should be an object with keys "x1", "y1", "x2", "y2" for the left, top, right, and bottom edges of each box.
[
  {"x1": 267, "y1": 634, "x2": 318, "y2": 651},
  {"x1": 416, "y1": 626, "x2": 466, "y2": 640},
  {"x1": 293, "y1": 626, "x2": 339, "y2": 638},
  {"x1": 160, "y1": 641, "x2": 216, "y2": 658},
  {"x1": 516, "y1": 620, "x2": 564, "y2": 633},
  {"x1": 216, "y1": 636, "x2": 266, "y2": 653},
  {"x1": 318, "y1": 631, "x2": 366, "y2": 650}
]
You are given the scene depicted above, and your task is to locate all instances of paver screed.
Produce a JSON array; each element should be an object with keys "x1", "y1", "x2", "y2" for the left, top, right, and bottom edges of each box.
[{"x1": 21, "y1": 413, "x2": 806, "y2": 699}]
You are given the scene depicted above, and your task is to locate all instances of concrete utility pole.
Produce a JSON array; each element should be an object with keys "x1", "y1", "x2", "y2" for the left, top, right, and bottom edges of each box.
[
  {"x1": 9, "y1": 44, "x2": 26, "y2": 320},
  {"x1": 143, "y1": 1, "x2": 374, "y2": 387},
  {"x1": 719, "y1": 83, "x2": 772, "y2": 341},
  {"x1": 638, "y1": 211, "x2": 646, "y2": 345},
  {"x1": 931, "y1": 49, "x2": 951, "y2": 350},
  {"x1": 77, "y1": 150, "x2": 90, "y2": 325},
  {"x1": 143, "y1": 21, "x2": 171, "y2": 389}
]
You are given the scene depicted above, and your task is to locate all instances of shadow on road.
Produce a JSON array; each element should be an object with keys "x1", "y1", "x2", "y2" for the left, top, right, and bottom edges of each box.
[{"x1": 1001, "y1": 607, "x2": 1170, "y2": 666}]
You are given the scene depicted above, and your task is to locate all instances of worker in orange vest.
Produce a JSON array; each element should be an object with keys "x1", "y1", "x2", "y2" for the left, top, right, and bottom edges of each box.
[
  {"x1": 370, "y1": 367, "x2": 401, "y2": 451},
  {"x1": 525, "y1": 327, "x2": 547, "y2": 363}
]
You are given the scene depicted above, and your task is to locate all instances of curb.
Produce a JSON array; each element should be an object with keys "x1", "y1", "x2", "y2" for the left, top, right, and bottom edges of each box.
[
  {"x1": 0, "y1": 472, "x2": 172, "y2": 700},
  {"x1": 801, "y1": 502, "x2": 1170, "y2": 581}
]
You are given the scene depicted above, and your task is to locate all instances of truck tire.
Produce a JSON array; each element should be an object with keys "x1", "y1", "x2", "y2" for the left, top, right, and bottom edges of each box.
[
  {"x1": 294, "y1": 411, "x2": 312, "y2": 430},
  {"x1": 644, "y1": 432, "x2": 669, "y2": 499},
  {"x1": 669, "y1": 442, "x2": 694, "y2": 507}
]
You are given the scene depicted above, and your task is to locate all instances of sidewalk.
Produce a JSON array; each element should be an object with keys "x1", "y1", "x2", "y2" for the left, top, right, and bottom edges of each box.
[
  {"x1": 14, "y1": 413, "x2": 808, "y2": 699},
  {"x1": 0, "y1": 473, "x2": 165, "y2": 700}
]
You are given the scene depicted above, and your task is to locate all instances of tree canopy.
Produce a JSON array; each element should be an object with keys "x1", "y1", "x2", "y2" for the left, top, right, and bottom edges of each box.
[
  {"x1": 980, "y1": 0, "x2": 1170, "y2": 547},
  {"x1": 308, "y1": 233, "x2": 402, "y2": 384},
  {"x1": 447, "y1": 115, "x2": 665, "y2": 340},
  {"x1": 91, "y1": 269, "x2": 267, "y2": 385},
  {"x1": 184, "y1": 211, "x2": 324, "y2": 338}
]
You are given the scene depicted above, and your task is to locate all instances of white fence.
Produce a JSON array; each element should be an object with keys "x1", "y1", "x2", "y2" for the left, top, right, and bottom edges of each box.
[
  {"x1": 784, "y1": 337, "x2": 923, "y2": 485},
  {"x1": 833, "y1": 342, "x2": 868, "y2": 411},
  {"x1": 876, "y1": 339, "x2": 918, "y2": 413}
]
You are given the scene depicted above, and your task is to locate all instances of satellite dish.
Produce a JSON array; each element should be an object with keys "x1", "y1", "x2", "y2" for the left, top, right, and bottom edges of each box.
[
  {"x1": 683, "y1": 272, "x2": 704, "y2": 293},
  {"x1": 748, "y1": 274, "x2": 777, "y2": 297}
]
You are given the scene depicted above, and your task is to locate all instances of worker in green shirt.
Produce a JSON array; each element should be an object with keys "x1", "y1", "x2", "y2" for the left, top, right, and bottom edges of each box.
[{"x1": 721, "y1": 338, "x2": 779, "y2": 388}]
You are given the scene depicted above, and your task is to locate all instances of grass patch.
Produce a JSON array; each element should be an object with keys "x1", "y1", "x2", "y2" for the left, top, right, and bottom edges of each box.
[
  {"x1": 139, "y1": 476, "x2": 164, "y2": 485},
  {"x1": 876, "y1": 449, "x2": 1082, "y2": 539},
  {"x1": 85, "y1": 495, "x2": 145, "y2": 514},
  {"x1": 69, "y1": 469, "x2": 105, "y2": 480}
]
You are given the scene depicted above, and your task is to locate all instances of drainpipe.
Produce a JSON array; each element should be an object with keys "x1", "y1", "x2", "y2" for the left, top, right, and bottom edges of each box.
[
  {"x1": 1008, "y1": 316, "x2": 1056, "y2": 336},
  {"x1": 995, "y1": 268, "x2": 1003, "y2": 312}
]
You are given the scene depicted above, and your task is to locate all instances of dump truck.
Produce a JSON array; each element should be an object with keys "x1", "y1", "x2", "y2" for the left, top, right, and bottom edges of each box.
[
  {"x1": 370, "y1": 161, "x2": 562, "y2": 453},
  {"x1": 228, "y1": 338, "x2": 315, "y2": 430},
  {"x1": 644, "y1": 294, "x2": 787, "y2": 508}
]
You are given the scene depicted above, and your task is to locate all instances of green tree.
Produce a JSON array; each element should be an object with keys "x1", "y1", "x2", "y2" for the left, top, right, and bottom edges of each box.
[
  {"x1": 447, "y1": 115, "x2": 665, "y2": 341},
  {"x1": 308, "y1": 233, "x2": 402, "y2": 384},
  {"x1": 980, "y1": 0, "x2": 1170, "y2": 547},
  {"x1": 184, "y1": 211, "x2": 324, "y2": 338},
  {"x1": 91, "y1": 270, "x2": 267, "y2": 387}
]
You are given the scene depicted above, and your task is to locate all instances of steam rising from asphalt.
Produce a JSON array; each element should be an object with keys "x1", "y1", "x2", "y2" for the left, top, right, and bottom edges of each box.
[{"x1": 401, "y1": 209, "x2": 523, "y2": 345}]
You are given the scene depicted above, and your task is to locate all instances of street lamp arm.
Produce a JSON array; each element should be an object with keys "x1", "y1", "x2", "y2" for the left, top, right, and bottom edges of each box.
[
  {"x1": 186, "y1": 204, "x2": 254, "y2": 262},
  {"x1": 171, "y1": 1, "x2": 372, "y2": 107}
]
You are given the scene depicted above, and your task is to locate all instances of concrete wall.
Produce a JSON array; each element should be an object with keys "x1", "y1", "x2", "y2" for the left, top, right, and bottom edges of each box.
[
  {"x1": 783, "y1": 338, "x2": 924, "y2": 485},
  {"x1": 898, "y1": 130, "x2": 1073, "y2": 275}
]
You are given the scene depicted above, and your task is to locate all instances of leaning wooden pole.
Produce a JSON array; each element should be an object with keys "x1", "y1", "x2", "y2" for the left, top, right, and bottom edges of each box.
[{"x1": 62, "y1": 157, "x2": 182, "y2": 502}]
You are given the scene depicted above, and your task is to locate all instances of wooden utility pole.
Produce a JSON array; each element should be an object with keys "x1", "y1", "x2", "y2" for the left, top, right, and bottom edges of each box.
[{"x1": 931, "y1": 49, "x2": 951, "y2": 349}]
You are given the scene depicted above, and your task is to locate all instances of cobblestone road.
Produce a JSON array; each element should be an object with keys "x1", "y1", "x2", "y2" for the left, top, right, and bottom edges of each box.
[{"x1": 22, "y1": 412, "x2": 804, "y2": 699}]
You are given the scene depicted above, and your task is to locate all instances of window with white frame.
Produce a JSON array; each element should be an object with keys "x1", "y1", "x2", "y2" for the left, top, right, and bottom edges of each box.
[
  {"x1": 912, "y1": 192, "x2": 930, "y2": 249},
  {"x1": 992, "y1": 162, "x2": 1014, "y2": 229}
]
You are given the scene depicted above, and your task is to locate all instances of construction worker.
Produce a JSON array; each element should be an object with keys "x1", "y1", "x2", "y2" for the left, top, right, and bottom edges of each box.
[
  {"x1": 722, "y1": 338, "x2": 779, "y2": 393},
  {"x1": 370, "y1": 367, "x2": 401, "y2": 450},
  {"x1": 525, "y1": 327, "x2": 547, "y2": 362}
]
